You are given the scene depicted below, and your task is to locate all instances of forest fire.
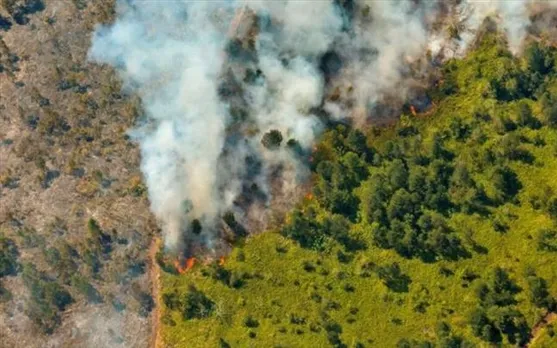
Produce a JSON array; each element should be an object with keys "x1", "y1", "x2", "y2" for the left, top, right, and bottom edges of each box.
[
  {"x1": 174, "y1": 257, "x2": 197, "y2": 274},
  {"x1": 305, "y1": 192, "x2": 313, "y2": 200},
  {"x1": 186, "y1": 257, "x2": 196, "y2": 271},
  {"x1": 219, "y1": 256, "x2": 225, "y2": 266}
]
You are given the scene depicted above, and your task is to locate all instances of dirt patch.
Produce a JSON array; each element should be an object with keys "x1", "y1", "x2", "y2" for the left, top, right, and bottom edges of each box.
[
  {"x1": 526, "y1": 312, "x2": 557, "y2": 348},
  {"x1": 149, "y1": 237, "x2": 162, "y2": 348}
]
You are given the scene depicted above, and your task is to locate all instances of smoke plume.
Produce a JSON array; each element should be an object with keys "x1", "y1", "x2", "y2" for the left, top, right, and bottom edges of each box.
[{"x1": 88, "y1": 0, "x2": 553, "y2": 253}]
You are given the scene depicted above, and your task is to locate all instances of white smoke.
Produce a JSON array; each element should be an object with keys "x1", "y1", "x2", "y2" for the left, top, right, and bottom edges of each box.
[{"x1": 88, "y1": 0, "x2": 550, "y2": 252}]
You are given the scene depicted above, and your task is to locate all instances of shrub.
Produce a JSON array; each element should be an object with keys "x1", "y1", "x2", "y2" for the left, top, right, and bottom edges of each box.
[
  {"x1": 261, "y1": 130, "x2": 283, "y2": 150},
  {"x1": 182, "y1": 285, "x2": 215, "y2": 320},
  {"x1": 71, "y1": 275, "x2": 102, "y2": 304},
  {"x1": 243, "y1": 315, "x2": 259, "y2": 328},
  {"x1": 0, "y1": 235, "x2": 19, "y2": 277},
  {"x1": 527, "y1": 275, "x2": 556, "y2": 309},
  {"x1": 163, "y1": 291, "x2": 182, "y2": 311},
  {"x1": 491, "y1": 166, "x2": 521, "y2": 203},
  {"x1": 537, "y1": 228, "x2": 557, "y2": 252},
  {"x1": 375, "y1": 263, "x2": 412, "y2": 293}
]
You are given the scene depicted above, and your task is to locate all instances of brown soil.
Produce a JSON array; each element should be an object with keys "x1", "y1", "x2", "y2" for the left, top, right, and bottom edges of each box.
[
  {"x1": 525, "y1": 312, "x2": 557, "y2": 348},
  {"x1": 149, "y1": 237, "x2": 163, "y2": 348}
]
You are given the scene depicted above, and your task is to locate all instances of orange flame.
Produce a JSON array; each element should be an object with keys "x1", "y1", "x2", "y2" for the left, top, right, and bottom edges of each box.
[
  {"x1": 219, "y1": 256, "x2": 225, "y2": 266},
  {"x1": 174, "y1": 259, "x2": 186, "y2": 274},
  {"x1": 185, "y1": 257, "x2": 196, "y2": 271},
  {"x1": 410, "y1": 105, "x2": 417, "y2": 116},
  {"x1": 305, "y1": 192, "x2": 313, "y2": 200},
  {"x1": 174, "y1": 257, "x2": 197, "y2": 274}
]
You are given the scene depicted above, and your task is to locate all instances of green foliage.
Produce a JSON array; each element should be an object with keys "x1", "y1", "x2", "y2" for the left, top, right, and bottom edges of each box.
[
  {"x1": 469, "y1": 268, "x2": 532, "y2": 345},
  {"x1": 131, "y1": 282, "x2": 153, "y2": 316},
  {"x1": 525, "y1": 42, "x2": 555, "y2": 75},
  {"x1": 0, "y1": 284, "x2": 12, "y2": 302},
  {"x1": 490, "y1": 165, "x2": 521, "y2": 203},
  {"x1": 527, "y1": 273, "x2": 556, "y2": 310},
  {"x1": 87, "y1": 218, "x2": 112, "y2": 254},
  {"x1": 476, "y1": 267, "x2": 520, "y2": 307},
  {"x1": 515, "y1": 101, "x2": 540, "y2": 129},
  {"x1": 261, "y1": 129, "x2": 283, "y2": 150},
  {"x1": 243, "y1": 315, "x2": 259, "y2": 328},
  {"x1": 537, "y1": 228, "x2": 557, "y2": 252},
  {"x1": 21, "y1": 262, "x2": 73, "y2": 333},
  {"x1": 0, "y1": 235, "x2": 19, "y2": 277},
  {"x1": 71, "y1": 275, "x2": 102, "y2": 304},
  {"x1": 182, "y1": 285, "x2": 215, "y2": 320},
  {"x1": 375, "y1": 263, "x2": 412, "y2": 293}
]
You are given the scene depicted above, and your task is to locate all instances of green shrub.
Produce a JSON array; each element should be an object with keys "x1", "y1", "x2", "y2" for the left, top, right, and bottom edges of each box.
[
  {"x1": 182, "y1": 285, "x2": 215, "y2": 320},
  {"x1": 0, "y1": 235, "x2": 19, "y2": 277}
]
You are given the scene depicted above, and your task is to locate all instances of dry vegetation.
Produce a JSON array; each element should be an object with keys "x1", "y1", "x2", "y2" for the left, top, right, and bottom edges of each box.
[{"x1": 0, "y1": 1, "x2": 157, "y2": 347}]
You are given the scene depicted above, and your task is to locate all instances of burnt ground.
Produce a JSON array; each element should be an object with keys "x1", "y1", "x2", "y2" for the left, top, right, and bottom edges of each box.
[{"x1": 0, "y1": 1, "x2": 157, "y2": 347}]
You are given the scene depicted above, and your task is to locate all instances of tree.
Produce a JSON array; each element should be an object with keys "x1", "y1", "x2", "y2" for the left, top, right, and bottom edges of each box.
[
  {"x1": 71, "y1": 275, "x2": 102, "y2": 304},
  {"x1": 449, "y1": 117, "x2": 471, "y2": 141},
  {"x1": 43, "y1": 281, "x2": 73, "y2": 311},
  {"x1": 526, "y1": 42, "x2": 554, "y2": 75},
  {"x1": 363, "y1": 175, "x2": 389, "y2": 224},
  {"x1": 477, "y1": 268, "x2": 521, "y2": 307},
  {"x1": 469, "y1": 308, "x2": 490, "y2": 336},
  {"x1": 346, "y1": 129, "x2": 374, "y2": 160},
  {"x1": 498, "y1": 134, "x2": 533, "y2": 163},
  {"x1": 493, "y1": 114, "x2": 516, "y2": 135},
  {"x1": 325, "y1": 189, "x2": 360, "y2": 220},
  {"x1": 190, "y1": 219, "x2": 202, "y2": 235},
  {"x1": 448, "y1": 163, "x2": 485, "y2": 212},
  {"x1": 281, "y1": 209, "x2": 324, "y2": 249},
  {"x1": 491, "y1": 307, "x2": 529, "y2": 345},
  {"x1": 162, "y1": 291, "x2": 181, "y2": 311},
  {"x1": 387, "y1": 189, "x2": 415, "y2": 221},
  {"x1": 491, "y1": 166, "x2": 521, "y2": 203},
  {"x1": 0, "y1": 236, "x2": 19, "y2": 277},
  {"x1": 387, "y1": 159, "x2": 408, "y2": 190},
  {"x1": 261, "y1": 129, "x2": 283, "y2": 150},
  {"x1": 542, "y1": 99, "x2": 557, "y2": 127},
  {"x1": 527, "y1": 275, "x2": 555, "y2": 309},
  {"x1": 87, "y1": 218, "x2": 111, "y2": 254},
  {"x1": 516, "y1": 102, "x2": 538, "y2": 128},
  {"x1": 182, "y1": 285, "x2": 215, "y2": 320},
  {"x1": 481, "y1": 324, "x2": 502, "y2": 343},
  {"x1": 131, "y1": 283, "x2": 154, "y2": 316},
  {"x1": 537, "y1": 228, "x2": 557, "y2": 252},
  {"x1": 243, "y1": 315, "x2": 259, "y2": 328},
  {"x1": 340, "y1": 152, "x2": 368, "y2": 188},
  {"x1": 375, "y1": 262, "x2": 412, "y2": 293},
  {"x1": 427, "y1": 228, "x2": 465, "y2": 260},
  {"x1": 547, "y1": 197, "x2": 557, "y2": 220},
  {"x1": 408, "y1": 166, "x2": 427, "y2": 195},
  {"x1": 429, "y1": 133, "x2": 452, "y2": 160},
  {"x1": 322, "y1": 214, "x2": 355, "y2": 250}
]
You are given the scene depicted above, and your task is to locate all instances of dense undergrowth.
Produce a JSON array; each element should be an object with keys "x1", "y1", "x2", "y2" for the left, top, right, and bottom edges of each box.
[{"x1": 157, "y1": 31, "x2": 557, "y2": 347}]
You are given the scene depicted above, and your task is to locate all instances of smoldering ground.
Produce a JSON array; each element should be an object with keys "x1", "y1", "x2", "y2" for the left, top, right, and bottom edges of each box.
[{"x1": 89, "y1": 0, "x2": 557, "y2": 256}]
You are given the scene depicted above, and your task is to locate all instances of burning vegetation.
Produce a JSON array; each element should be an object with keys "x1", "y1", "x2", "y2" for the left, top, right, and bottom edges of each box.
[
  {"x1": 89, "y1": 0, "x2": 557, "y2": 263},
  {"x1": 173, "y1": 257, "x2": 197, "y2": 275}
]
